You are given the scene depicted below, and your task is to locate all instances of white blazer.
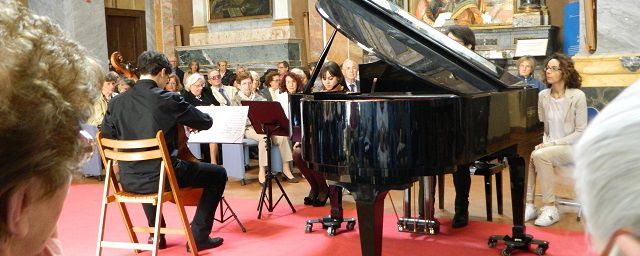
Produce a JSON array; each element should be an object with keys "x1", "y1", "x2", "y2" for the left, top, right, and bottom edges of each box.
[{"x1": 538, "y1": 88, "x2": 588, "y2": 146}]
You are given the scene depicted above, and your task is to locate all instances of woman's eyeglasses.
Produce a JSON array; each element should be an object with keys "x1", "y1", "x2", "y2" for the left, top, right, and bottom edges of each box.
[{"x1": 544, "y1": 66, "x2": 562, "y2": 72}]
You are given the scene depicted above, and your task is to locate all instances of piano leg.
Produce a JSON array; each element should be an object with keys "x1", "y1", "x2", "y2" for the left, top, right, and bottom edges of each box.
[
  {"x1": 353, "y1": 186, "x2": 388, "y2": 256},
  {"x1": 488, "y1": 155, "x2": 549, "y2": 256}
]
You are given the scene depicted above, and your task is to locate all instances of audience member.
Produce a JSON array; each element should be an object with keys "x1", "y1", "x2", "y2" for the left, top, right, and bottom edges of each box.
[
  {"x1": 165, "y1": 73, "x2": 184, "y2": 93},
  {"x1": 524, "y1": 53, "x2": 587, "y2": 227},
  {"x1": 290, "y1": 68, "x2": 309, "y2": 86},
  {"x1": 0, "y1": 2, "x2": 101, "y2": 255},
  {"x1": 183, "y1": 73, "x2": 219, "y2": 107},
  {"x1": 277, "y1": 60, "x2": 290, "y2": 75},
  {"x1": 233, "y1": 72, "x2": 298, "y2": 184},
  {"x1": 446, "y1": 25, "x2": 476, "y2": 228},
  {"x1": 208, "y1": 69, "x2": 238, "y2": 106},
  {"x1": 574, "y1": 80, "x2": 640, "y2": 255},
  {"x1": 117, "y1": 77, "x2": 135, "y2": 93},
  {"x1": 102, "y1": 51, "x2": 227, "y2": 251},
  {"x1": 169, "y1": 55, "x2": 185, "y2": 82},
  {"x1": 341, "y1": 59, "x2": 359, "y2": 92},
  {"x1": 218, "y1": 59, "x2": 235, "y2": 86},
  {"x1": 279, "y1": 71, "x2": 304, "y2": 94},
  {"x1": 88, "y1": 71, "x2": 119, "y2": 129},
  {"x1": 184, "y1": 60, "x2": 200, "y2": 86},
  {"x1": 261, "y1": 71, "x2": 282, "y2": 101},
  {"x1": 248, "y1": 70, "x2": 262, "y2": 94},
  {"x1": 516, "y1": 56, "x2": 544, "y2": 92}
]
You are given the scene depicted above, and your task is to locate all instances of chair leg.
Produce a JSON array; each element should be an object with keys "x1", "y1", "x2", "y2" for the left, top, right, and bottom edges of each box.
[
  {"x1": 437, "y1": 174, "x2": 445, "y2": 210},
  {"x1": 484, "y1": 174, "x2": 493, "y2": 221},
  {"x1": 496, "y1": 172, "x2": 503, "y2": 215}
]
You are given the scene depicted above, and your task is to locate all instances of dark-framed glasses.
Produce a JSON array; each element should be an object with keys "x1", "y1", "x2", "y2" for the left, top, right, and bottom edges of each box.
[{"x1": 544, "y1": 66, "x2": 562, "y2": 72}]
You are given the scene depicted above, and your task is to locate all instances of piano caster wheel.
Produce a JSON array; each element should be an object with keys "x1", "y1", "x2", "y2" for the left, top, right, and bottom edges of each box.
[
  {"x1": 488, "y1": 239, "x2": 497, "y2": 248},
  {"x1": 346, "y1": 221, "x2": 355, "y2": 231},
  {"x1": 305, "y1": 224, "x2": 313, "y2": 233},
  {"x1": 501, "y1": 247, "x2": 513, "y2": 256},
  {"x1": 327, "y1": 226, "x2": 336, "y2": 236},
  {"x1": 535, "y1": 245, "x2": 547, "y2": 255}
]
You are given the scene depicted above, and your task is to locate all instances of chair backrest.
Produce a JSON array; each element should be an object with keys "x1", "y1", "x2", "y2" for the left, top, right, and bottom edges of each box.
[
  {"x1": 96, "y1": 131, "x2": 177, "y2": 189},
  {"x1": 587, "y1": 107, "x2": 599, "y2": 123}
]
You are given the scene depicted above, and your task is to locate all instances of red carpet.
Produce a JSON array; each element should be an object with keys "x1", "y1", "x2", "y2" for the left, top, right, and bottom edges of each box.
[{"x1": 58, "y1": 184, "x2": 590, "y2": 255}]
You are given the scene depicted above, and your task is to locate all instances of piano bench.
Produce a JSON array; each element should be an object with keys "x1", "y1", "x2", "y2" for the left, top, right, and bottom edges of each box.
[{"x1": 437, "y1": 161, "x2": 505, "y2": 222}]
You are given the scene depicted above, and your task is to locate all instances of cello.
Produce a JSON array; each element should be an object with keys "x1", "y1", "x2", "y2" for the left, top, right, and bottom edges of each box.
[{"x1": 110, "y1": 52, "x2": 203, "y2": 205}]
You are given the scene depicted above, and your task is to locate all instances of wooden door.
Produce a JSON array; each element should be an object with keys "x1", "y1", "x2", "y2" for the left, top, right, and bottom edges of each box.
[{"x1": 105, "y1": 8, "x2": 146, "y2": 67}]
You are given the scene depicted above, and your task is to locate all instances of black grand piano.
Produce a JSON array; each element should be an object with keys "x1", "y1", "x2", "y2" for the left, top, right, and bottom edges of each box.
[{"x1": 292, "y1": 0, "x2": 548, "y2": 255}]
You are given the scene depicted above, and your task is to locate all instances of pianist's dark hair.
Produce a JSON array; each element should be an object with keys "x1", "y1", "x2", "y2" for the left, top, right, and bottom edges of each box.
[
  {"x1": 542, "y1": 53, "x2": 582, "y2": 89},
  {"x1": 446, "y1": 25, "x2": 476, "y2": 50},
  {"x1": 319, "y1": 61, "x2": 347, "y2": 92}
]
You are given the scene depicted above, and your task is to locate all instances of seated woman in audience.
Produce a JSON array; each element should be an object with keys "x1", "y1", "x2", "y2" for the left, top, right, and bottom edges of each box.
[
  {"x1": 290, "y1": 68, "x2": 309, "y2": 86},
  {"x1": 117, "y1": 77, "x2": 135, "y2": 93},
  {"x1": 183, "y1": 60, "x2": 200, "y2": 86},
  {"x1": 574, "y1": 80, "x2": 640, "y2": 256},
  {"x1": 164, "y1": 73, "x2": 184, "y2": 93},
  {"x1": 182, "y1": 73, "x2": 220, "y2": 164},
  {"x1": 249, "y1": 70, "x2": 262, "y2": 94},
  {"x1": 516, "y1": 56, "x2": 544, "y2": 92},
  {"x1": 233, "y1": 72, "x2": 298, "y2": 184},
  {"x1": 0, "y1": 2, "x2": 101, "y2": 254},
  {"x1": 279, "y1": 71, "x2": 304, "y2": 95},
  {"x1": 88, "y1": 71, "x2": 119, "y2": 129},
  {"x1": 525, "y1": 53, "x2": 587, "y2": 227}
]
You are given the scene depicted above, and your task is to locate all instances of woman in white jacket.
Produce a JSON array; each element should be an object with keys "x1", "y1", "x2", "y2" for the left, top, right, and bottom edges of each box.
[{"x1": 525, "y1": 53, "x2": 587, "y2": 227}]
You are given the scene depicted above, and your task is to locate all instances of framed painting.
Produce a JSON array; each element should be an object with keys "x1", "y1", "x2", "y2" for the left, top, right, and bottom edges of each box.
[
  {"x1": 209, "y1": 0, "x2": 272, "y2": 23},
  {"x1": 411, "y1": 0, "x2": 515, "y2": 26}
]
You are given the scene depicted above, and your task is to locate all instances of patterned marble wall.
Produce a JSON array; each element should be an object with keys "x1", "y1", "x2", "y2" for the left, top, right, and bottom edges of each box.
[
  {"x1": 578, "y1": 0, "x2": 640, "y2": 55},
  {"x1": 28, "y1": 0, "x2": 109, "y2": 69}
]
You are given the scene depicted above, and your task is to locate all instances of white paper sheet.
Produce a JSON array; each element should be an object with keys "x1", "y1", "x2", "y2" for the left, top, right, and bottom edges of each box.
[{"x1": 187, "y1": 106, "x2": 248, "y2": 144}]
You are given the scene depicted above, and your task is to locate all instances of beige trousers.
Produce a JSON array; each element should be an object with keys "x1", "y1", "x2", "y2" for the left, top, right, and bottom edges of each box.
[
  {"x1": 526, "y1": 144, "x2": 573, "y2": 204},
  {"x1": 244, "y1": 126, "x2": 293, "y2": 168}
]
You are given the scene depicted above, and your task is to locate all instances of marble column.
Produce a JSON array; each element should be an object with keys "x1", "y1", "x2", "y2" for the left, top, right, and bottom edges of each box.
[
  {"x1": 28, "y1": 0, "x2": 109, "y2": 70},
  {"x1": 146, "y1": 0, "x2": 157, "y2": 51}
]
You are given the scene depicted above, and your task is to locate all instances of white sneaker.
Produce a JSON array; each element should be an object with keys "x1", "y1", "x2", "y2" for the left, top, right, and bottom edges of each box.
[
  {"x1": 534, "y1": 206, "x2": 560, "y2": 227},
  {"x1": 524, "y1": 203, "x2": 537, "y2": 222}
]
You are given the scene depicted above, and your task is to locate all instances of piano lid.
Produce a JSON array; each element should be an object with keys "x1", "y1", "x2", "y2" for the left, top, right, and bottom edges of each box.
[{"x1": 315, "y1": 0, "x2": 524, "y2": 95}]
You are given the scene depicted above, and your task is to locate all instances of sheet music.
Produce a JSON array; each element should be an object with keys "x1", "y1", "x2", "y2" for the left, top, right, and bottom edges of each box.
[
  {"x1": 188, "y1": 106, "x2": 248, "y2": 143},
  {"x1": 275, "y1": 92, "x2": 290, "y2": 121}
]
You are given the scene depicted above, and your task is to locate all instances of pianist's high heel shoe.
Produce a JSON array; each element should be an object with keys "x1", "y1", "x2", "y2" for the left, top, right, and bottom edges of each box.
[
  {"x1": 312, "y1": 193, "x2": 328, "y2": 207},
  {"x1": 304, "y1": 191, "x2": 317, "y2": 205}
]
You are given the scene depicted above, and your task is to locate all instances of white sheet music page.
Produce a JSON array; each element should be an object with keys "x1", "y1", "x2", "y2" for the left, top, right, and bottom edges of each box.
[{"x1": 188, "y1": 106, "x2": 248, "y2": 143}]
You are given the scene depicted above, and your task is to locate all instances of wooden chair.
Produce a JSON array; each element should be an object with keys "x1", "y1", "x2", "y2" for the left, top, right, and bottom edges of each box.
[{"x1": 95, "y1": 131, "x2": 198, "y2": 256}]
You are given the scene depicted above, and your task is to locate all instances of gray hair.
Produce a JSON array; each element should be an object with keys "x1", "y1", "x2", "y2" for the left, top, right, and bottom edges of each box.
[
  {"x1": 573, "y1": 80, "x2": 640, "y2": 252},
  {"x1": 185, "y1": 73, "x2": 204, "y2": 91}
]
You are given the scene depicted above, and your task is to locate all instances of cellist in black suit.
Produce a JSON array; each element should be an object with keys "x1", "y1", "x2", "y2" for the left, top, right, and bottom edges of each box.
[{"x1": 102, "y1": 51, "x2": 227, "y2": 252}]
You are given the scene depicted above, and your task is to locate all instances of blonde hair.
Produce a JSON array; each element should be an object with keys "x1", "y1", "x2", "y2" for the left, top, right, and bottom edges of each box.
[
  {"x1": 0, "y1": 1, "x2": 101, "y2": 240},
  {"x1": 167, "y1": 73, "x2": 184, "y2": 91}
]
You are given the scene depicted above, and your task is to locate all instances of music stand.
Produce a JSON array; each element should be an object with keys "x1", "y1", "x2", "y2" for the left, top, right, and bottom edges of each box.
[{"x1": 241, "y1": 101, "x2": 296, "y2": 219}]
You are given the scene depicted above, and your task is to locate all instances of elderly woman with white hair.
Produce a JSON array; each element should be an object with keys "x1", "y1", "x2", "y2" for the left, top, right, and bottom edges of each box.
[
  {"x1": 182, "y1": 73, "x2": 221, "y2": 164},
  {"x1": 573, "y1": 80, "x2": 640, "y2": 256}
]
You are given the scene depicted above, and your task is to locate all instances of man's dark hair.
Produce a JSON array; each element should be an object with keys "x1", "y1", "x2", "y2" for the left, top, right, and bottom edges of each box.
[
  {"x1": 446, "y1": 25, "x2": 476, "y2": 50},
  {"x1": 279, "y1": 61, "x2": 290, "y2": 68},
  {"x1": 137, "y1": 51, "x2": 171, "y2": 76}
]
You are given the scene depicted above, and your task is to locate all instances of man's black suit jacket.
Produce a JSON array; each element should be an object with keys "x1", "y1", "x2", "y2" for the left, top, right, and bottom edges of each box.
[{"x1": 102, "y1": 79, "x2": 213, "y2": 192}]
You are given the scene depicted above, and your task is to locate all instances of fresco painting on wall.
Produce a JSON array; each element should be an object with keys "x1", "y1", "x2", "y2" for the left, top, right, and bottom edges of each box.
[
  {"x1": 209, "y1": 0, "x2": 272, "y2": 22},
  {"x1": 412, "y1": 0, "x2": 514, "y2": 26}
]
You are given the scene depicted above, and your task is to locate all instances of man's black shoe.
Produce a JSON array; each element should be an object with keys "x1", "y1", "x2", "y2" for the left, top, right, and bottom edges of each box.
[
  {"x1": 148, "y1": 234, "x2": 166, "y2": 249},
  {"x1": 186, "y1": 237, "x2": 224, "y2": 252},
  {"x1": 451, "y1": 211, "x2": 469, "y2": 228}
]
